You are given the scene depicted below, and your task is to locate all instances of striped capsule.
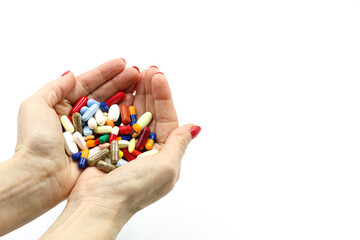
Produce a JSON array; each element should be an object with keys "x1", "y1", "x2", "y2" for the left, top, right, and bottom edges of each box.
[
  {"x1": 110, "y1": 140, "x2": 119, "y2": 164},
  {"x1": 109, "y1": 126, "x2": 119, "y2": 143},
  {"x1": 87, "y1": 149, "x2": 109, "y2": 167},
  {"x1": 97, "y1": 160, "x2": 116, "y2": 173},
  {"x1": 145, "y1": 132, "x2": 156, "y2": 150},
  {"x1": 120, "y1": 105, "x2": 131, "y2": 125},
  {"x1": 105, "y1": 91, "x2": 125, "y2": 107},
  {"x1": 72, "y1": 112, "x2": 83, "y2": 134},
  {"x1": 129, "y1": 106, "x2": 137, "y2": 126},
  {"x1": 118, "y1": 126, "x2": 132, "y2": 135},
  {"x1": 89, "y1": 147, "x2": 101, "y2": 158},
  {"x1": 70, "y1": 96, "x2": 88, "y2": 115},
  {"x1": 132, "y1": 112, "x2": 152, "y2": 133},
  {"x1": 60, "y1": 115, "x2": 74, "y2": 133},
  {"x1": 78, "y1": 149, "x2": 89, "y2": 169},
  {"x1": 100, "y1": 102, "x2": 109, "y2": 112},
  {"x1": 136, "y1": 127, "x2": 151, "y2": 151},
  {"x1": 122, "y1": 148, "x2": 136, "y2": 161}
]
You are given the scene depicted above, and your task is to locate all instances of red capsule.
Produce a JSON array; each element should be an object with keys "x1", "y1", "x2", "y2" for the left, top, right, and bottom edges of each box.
[
  {"x1": 122, "y1": 148, "x2": 136, "y2": 161},
  {"x1": 70, "y1": 96, "x2": 88, "y2": 115},
  {"x1": 118, "y1": 125, "x2": 132, "y2": 135},
  {"x1": 68, "y1": 115, "x2": 73, "y2": 123},
  {"x1": 105, "y1": 91, "x2": 125, "y2": 107},
  {"x1": 131, "y1": 149, "x2": 142, "y2": 157},
  {"x1": 135, "y1": 127, "x2": 151, "y2": 151},
  {"x1": 120, "y1": 105, "x2": 131, "y2": 125}
]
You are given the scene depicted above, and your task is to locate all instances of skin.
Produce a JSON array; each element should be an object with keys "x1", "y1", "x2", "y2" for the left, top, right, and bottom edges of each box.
[{"x1": 0, "y1": 59, "x2": 199, "y2": 239}]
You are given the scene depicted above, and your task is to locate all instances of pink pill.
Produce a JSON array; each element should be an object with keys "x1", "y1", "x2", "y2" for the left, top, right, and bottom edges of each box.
[{"x1": 99, "y1": 143, "x2": 110, "y2": 150}]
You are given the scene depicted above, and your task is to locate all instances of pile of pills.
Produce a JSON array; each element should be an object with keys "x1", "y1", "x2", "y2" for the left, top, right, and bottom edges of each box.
[{"x1": 61, "y1": 91, "x2": 158, "y2": 173}]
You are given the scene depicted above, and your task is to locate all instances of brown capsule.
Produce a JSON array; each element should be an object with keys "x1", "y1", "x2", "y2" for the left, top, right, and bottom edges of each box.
[
  {"x1": 110, "y1": 140, "x2": 119, "y2": 164},
  {"x1": 131, "y1": 131, "x2": 140, "y2": 138},
  {"x1": 97, "y1": 160, "x2": 116, "y2": 173},
  {"x1": 72, "y1": 112, "x2": 83, "y2": 133},
  {"x1": 87, "y1": 149, "x2": 109, "y2": 166},
  {"x1": 104, "y1": 157, "x2": 112, "y2": 164}
]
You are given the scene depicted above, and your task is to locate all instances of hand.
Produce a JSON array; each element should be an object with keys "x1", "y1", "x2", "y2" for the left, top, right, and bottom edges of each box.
[
  {"x1": 0, "y1": 59, "x2": 140, "y2": 235},
  {"x1": 41, "y1": 67, "x2": 201, "y2": 240}
]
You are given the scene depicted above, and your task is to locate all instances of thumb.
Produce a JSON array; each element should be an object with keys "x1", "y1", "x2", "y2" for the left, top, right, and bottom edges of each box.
[
  {"x1": 36, "y1": 71, "x2": 76, "y2": 107},
  {"x1": 160, "y1": 124, "x2": 201, "y2": 163}
]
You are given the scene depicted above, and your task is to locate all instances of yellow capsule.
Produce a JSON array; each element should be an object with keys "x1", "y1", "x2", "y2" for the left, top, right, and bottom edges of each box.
[
  {"x1": 94, "y1": 125, "x2": 113, "y2": 134},
  {"x1": 60, "y1": 115, "x2": 74, "y2": 133},
  {"x1": 81, "y1": 149, "x2": 90, "y2": 159},
  {"x1": 119, "y1": 149, "x2": 124, "y2": 158},
  {"x1": 132, "y1": 112, "x2": 152, "y2": 133}
]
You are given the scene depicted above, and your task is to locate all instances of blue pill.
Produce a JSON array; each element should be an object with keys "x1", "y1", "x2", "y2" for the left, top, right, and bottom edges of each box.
[
  {"x1": 116, "y1": 159, "x2": 128, "y2": 167},
  {"x1": 82, "y1": 104, "x2": 99, "y2": 122},
  {"x1": 72, "y1": 152, "x2": 82, "y2": 161},
  {"x1": 80, "y1": 106, "x2": 89, "y2": 115},
  {"x1": 83, "y1": 126, "x2": 93, "y2": 136},
  {"x1": 130, "y1": 114, "x2": 137, "y2": 126},
  {"x1": 87, "y1": 99, "x2": 100, "y2": 107},
  {"x1": 149, "y1": 132, "x2": 156, "y2": 141},
  {"x1": 100, "y1": 102, "x2": 109, "y2": 112},
  {"x1": 120, "y1": 135, "x2": 132, "y2": 141},
  {"x1": 78, "y1": 157, "x2": 87, "y2": 169}
]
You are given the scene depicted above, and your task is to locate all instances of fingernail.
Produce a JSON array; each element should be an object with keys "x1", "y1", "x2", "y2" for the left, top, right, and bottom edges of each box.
[
  {"x1": 61, "y1": 70, "x2": 70, "y2": 77},
  {"x1": 121, "y1": 58, "x2": 126, "y2": 64},
  {"x1": 155, "y1": 72, "x2": 164, "y2": 76},
  {"x1": 190, "y1": 126, "x2": 201, "y2": 139},
  {"x1": 150, "y1": 66, "x2": 158, "y2": 69},
  {"x1": 132, "y1": 66, "x2": 140, "y2": 73}
]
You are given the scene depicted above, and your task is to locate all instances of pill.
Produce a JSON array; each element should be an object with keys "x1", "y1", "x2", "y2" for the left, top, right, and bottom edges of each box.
[
  {"x1": 62, "y1": 125, "x2": 65, "y2": 132},
  {"x1": 94, "y1": 125, "x2": 113, "y2": 134},
  {"x1": 116, "y1": 136, "x2": 122, "y2": 141},
  {"x1": 118, "y1": 126, "x2": 132, "y2": 135},
  {"x1": 72, "y1": 112, "x2": 83, "y2": 133},
  {"x1": 129, "y1": 106, "x2": 137, "y2": 126},
  {"x1": 87, "y1": 99, "x2": 100, "y2": 107},
  {"x1": 103, "y1": 113, "x2": 108, "y2": 122},
  {"x1": 145, "y1": 132, "x2": 156, "y2": 150},
  {"x1": 137, "y1": 149, "x2": 159, "y2": 158},
  {"x1": 118, "y1": 140, "x2": 129, "y2": 149},
  {"x1": 94, "y1": 109, "x2": 105, "y2": 126},
  {"x1": 119, "y1": 149, "x2": 124, "y2": 158},
  {"x1": 82, "y1": 104, "x2": 99, "y2": 122},
  {"x1": 86, "y1": 140, "x2": 97, "y2": 148},
  {"x1": 108, "y1": 104, "x2": 120, "y2": 122},
  {"x1": 104, "y1": 91, "x2": 125, "y2": 106},
  {"x1": 132, "y1": 112, "x2": 152, "y2": 133},
  {"x1": 120, "y1": 105, "x2": 131, "y2": 125},
  {"x1": 84, "y1": 135, "x2": 95, "y2": 141},
  {"x1": 80, "y1": 106, "x2": 89, "y2": 115},
  {"x1": 99, "y1": 143, "x2": 110, "y2": 150},
  {"x1": 99, "y1": 134, "x2": 110, "y2": 144},
  {"x1": 64, "y1": 132, "x2": 78, "y2": 155},
  {"x1": 128, "y1": 138, "x2": 136, "y2": 153},
  {"x1": 136, "y1": 127, "x2": 151, "y2": 151},
  {"x1": 72, "y1": 152, "x2": 82, "y2": 161},
  {"x1": 131, "y1": 149, "x2": 142, "y2": 157},
  {"x1": 110, "y1": 140, "x2": 119, "y2": 164},
  {"x1": 78, "y1": 149, "x2": 89, "y2": 169},
  {"x1": 60, "y1": 115, "x2": 75, "y2": 133},
  {"x1": 131, "y1": 131, "x2": 140, "y2": 138},
  {"x1": 109, "y1": 126, "x2": 119, "y2": 143},
  {"x1": 88, "y1": 146, "x2": 101, "y2": 158},
  {"x1": 121, "y1": 148, "x2": 136, "y2": 161},
  {"x1": 120, "y1": 135, "x2": 132, "y2": 141},
  {"x1": 87, "y1": 149, "x2": 109, "y2": 167},
  {"x1": 100, "y1": 102, "x2": 109, "y2": 112},
  {"x1": 116, "y1": 159, "x2": 128, "y2": 167},
  {"x1": 73, "y1": 131, "x2": 88, "y2": 150},
  {"x1": 83, "y1": 126, "x2": 93, "y2": 136},
  {"x1": 70, "y1": 96, "x2": 88, "y2": 115},
  {"x1": 96, "y1": 160, "x2": 116, "y2": 173},
  {"x1": 87, "y1": 117, "x2": 98, "y2": 130},
  {"x1": 105, "y1": 119, "x2": 114, "y2": 127}
]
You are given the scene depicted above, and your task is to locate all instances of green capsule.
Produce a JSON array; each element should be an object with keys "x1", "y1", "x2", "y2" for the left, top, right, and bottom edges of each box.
[{"x1": 99, "y1": 134, "x2": 110, "y2": 144}]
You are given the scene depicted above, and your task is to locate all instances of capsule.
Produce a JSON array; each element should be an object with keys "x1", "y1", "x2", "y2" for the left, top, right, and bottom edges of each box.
[
  {"x1": 132, "y1": 112, "x2": 152, "y2": 133},
  {"x1": 96, "y1": 160, "x2": 116, "y2": 173},
  {"x1": 94, "y1": 109, "x2": 105, "y2": 126},
  {"x1": 78, "y1": 149, "x2": 89, "y2": 169},
  {"x1": 86, "y1": 140, "x2": 97, "y2": 148},
  {"x1": 131, "y1": 149, "x2": 142, "y2": 157},
  {"x1": 80, "y1": 106, "x2": 89, "y2": 115},
  {"x1": 145, "y1": 132, "x2": 156, "y2": 150},
  {"x1": 108, "y1": 104, "x2": 120, "y2": 122},
  {"x1": 99, "y1": 143, "x2": 110, "y2": 150},
  {"x1": 128, "y1": 138, "x2": 136, "y2": 153},
  {"x1": 72, "y1": 112, "x2": 83, "y2": 133},
  {"x1": 110, "y1": 140, "x2": 119, "y2": 164},
  {"x1": 87, "y1": 99, "x2": 100, "y2": 107},
  {"x1": 131, "y1": 131, "x2": 140, "y2": 138},
  {"x1": 120, "y1": 135, "x2": 131, "y2": 141},
  {"x1": 118, "y1": 126, "x2": 132, "y2": 135},
  {"x1": 94, "y1": 125, "x2": 113, "y2": 134},
  {"x1": 118, "y1": 140, "x2": 129, "y2": 149},
  {"x1": 81, "y1": 104, "x2": 99, "y2": 122},
  {"x1": 109, "y1": 126, "x2": 119, "y2": 143},
  {"x1": 120, "y1": 105, "x2": 131, "y2": 125},
  {"x1": 104, "y1": 91, "x2": 125, "y2": 107},
  {"x1": 105, "y1": 119, "x2": 114, "y2": 127},
  {"x1": 87, "y1": 149, "x2": 110, "y2": 166},
  {"x1": 121, "y1": 148, "x2": 136, "y2": 161},
  {"x1": 98, "y1": 134, "x2": 110, "y2": 144},
  {"x1": 60, "y1": 115, "x2": 74, "y2": 133},
  {"x1": 135, "y1": 127, "x2": 151, "y2": 151},
  {"x1": 100, "y1": 102, "x2": 109, "y2": 112},
  {"x1": 84, "y1": 135, "x2": 95, "y2": 141},
  {"x1": 71, "y1": 152, "x2": 82, "y2": 161},
  {"x1": 129, "y1": 106, "x2": 137, "y2": 126},
  {"x1": 70, "y1": 96, "x2": 88, "y2": 115},
  {"x1": 88, "y1": 147, "x2": 101, "y2": 158},
  {"x1": 119, "y1": 149, "x2": 124, "y2": 158}
]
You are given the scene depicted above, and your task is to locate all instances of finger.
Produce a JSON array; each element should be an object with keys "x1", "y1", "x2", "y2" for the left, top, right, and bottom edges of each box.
[
  {"x1": 66, "y1": 58, "x2": 126, "y2": 104},
  {"x1": 87, "y1": 67, "x2": 139, "y2": 102},
  {"x1": 152, "y1": 73, "x2": 179, "y2": 144},
  {"x1": 133, "y1": 66, "x2": 158, "y2": 117},
  {"x1": 160, "y1": 124, "x2": 201, "y2": 163},
  {"x1": 36, "y1": 71, "x2": 76, "y2": 107}
]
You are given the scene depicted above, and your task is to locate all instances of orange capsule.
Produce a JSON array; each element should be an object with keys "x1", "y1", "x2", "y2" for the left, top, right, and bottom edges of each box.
[
  {"x1": 84, "y1": 135, "x2": 95, "y2": 141},
  {"x1": 86, "y1": 140, "x2": 97, "y2": 148},
  {"x1": 81, "y1": 149, "x2": 89, "y2": 159},
  {"x1": 120, "y1": 105, "x2": 131, "y2": 125},
  {"x1": 105, "y1": 119, "x2": 115, "y2": 127},
  {"x1": 116, "y1": 136, "x2": 122, "y2": 141},
  {"x1": 129, "y1": 106, "x2": 136, "y2": 115},
  {"x1": 145, "y1": 132, "x2": 156, "y2": 150}
]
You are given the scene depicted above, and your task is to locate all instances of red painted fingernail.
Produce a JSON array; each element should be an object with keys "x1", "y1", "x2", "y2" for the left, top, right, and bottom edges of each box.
[
  {"x1": 132, "y1": 66, "x2": 140, "y2": 73},
  {"x1": 121, "y1": 58, "x2": 126, "y2": 64},
  {"x1": 150, "y1": 66, "x2": 158, "y2": 69},
  {"x1": 155, "y1": 72, "x2": 164, "y2": 76},
  {"x1": 190, "y1": 126, "x2": 201, "y2": 139},
  {"x1": 61, "y1": 70, "x2": 70, "y2": 77}
]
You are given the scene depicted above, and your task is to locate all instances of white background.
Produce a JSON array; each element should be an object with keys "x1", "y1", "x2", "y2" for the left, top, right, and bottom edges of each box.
[{"x1": 0, "y1": 0, "x2": 360, "y2": 239}]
